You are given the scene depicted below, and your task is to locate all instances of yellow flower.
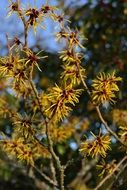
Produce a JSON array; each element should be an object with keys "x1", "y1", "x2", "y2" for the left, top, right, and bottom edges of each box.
[
  {"x1": 92, "y1": 71, "x2": 122, "y2": 104},
  {"x1": 41, "y1": 84, "x2": 82, "y2": 122},
  {"x1": 119, "y1": 125, "x2": 127, "y2": 143},
  {"x1": 80, "y1": 133, "x2": 111, "y2": 158},
  {"x1": 12, "y1": 114, "x2": 36, "y2": 139},
  {"x1": 56, "y1": 29, "x2": 69, "y2": 42},
  {"x1": 12, "y1": 80, "x2": 32, "y2": 98},
  {"x1": 68, "y1": 30, "x2": 85, "y2": 49},
  {"x1": 97, "y1": 159, "x2": 117, "y2": 177},
  {"x1": 0, "y1": 96, "x2": 12, "y2": 118},
  {"x1": 59, "y1": 50, "x2": 82, "y2": 64},
  {"x1": 25, "y1": 7, "x2": 45, "y2": 32},
  {"x1": 32, "y1": 142, "x2": 51, "y2": 159},
  {"x1": 0, "y1": 54, "x2": 20, "y2": 76},
  {"x1": 7, "y1": 0, "x2": 19, "y2": 17},
  {"x1": 1, "y1": 137, "x2": 34, "y2": 165},
  {"x1": 56, "y1": 28, "x2": 86, "y2": 49},
  {"x1": 61, "y1": 64, "x2": 86, "y2": 86},
  {"x1": 41, "y1": 3, "x2": 57, "y2": 15},
  {"x1": 24, "y1": 48, "x2": 48, "y2": 71},
  {"x1": 17, "y1": 145, "x2": 34, "y2": 165}
]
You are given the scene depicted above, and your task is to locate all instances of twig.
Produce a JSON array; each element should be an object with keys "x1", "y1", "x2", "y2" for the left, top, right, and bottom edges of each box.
[
  {"x1": 33, "y1": 165, "x2": 58, "y2": 187},
  {"x1": 94, "y1": 155, "x2": 127, "y2": 190},
  {"x1": 108, "y1": 162, "x2": 127, "y2": 189},
  {"x1": 29, "y1": 80, "x2": 65, "y2": 190},
  {"x1": 50, "y1": 159, "x2": 57, "y2": 184}
]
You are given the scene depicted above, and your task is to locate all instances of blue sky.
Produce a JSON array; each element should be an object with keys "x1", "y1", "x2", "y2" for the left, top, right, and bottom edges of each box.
[
  {"x1": 0, "y1": 0, "x2": 59, "y2": 55},
  {"x1": 0, "y1": 0, "x2": 87, "y2": 55}
]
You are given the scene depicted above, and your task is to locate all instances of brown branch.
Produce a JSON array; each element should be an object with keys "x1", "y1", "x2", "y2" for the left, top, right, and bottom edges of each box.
[
  {"x1": 108, "y1": 161, "x2": 127, "y2": 189},
  {"x1": 33, "y1": 165, "x2": 58, "y2": 188},
  {"x1": 16, "y1": 0, "x2": 28, "y2": 47},
  {"x1": 29, "y1": 79, "x2": 65, "y2": 190},
  {"x1": 94, "y1": 156, "x2": 127, "y2": 190},
  {"x1": 95, "y1": 106, "x2": 125, "y2": 146},
  {"x1": 50, "y1": 158, "x2": 57, "y2": 184}
]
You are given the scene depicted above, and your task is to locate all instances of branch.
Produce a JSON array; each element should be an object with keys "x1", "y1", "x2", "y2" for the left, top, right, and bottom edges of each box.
[
  {"x1": 29, "y1": 80, "x2": 65, "y2": 190},
  {"x1": 16, "y1": 0, "x2": 28, "y2": 47},
  {"x1": 94, "y1": 155, "x2": 127, "y2": 190},
  {"x1": 95, "y1": 106, "x2": 125, "y2": 146},
  {"x1": 108, "y1": 162, "x2": 127, "y2": 189},
  {"x1": 33, "y1": 165, "x2": 58, "y2": 188}
]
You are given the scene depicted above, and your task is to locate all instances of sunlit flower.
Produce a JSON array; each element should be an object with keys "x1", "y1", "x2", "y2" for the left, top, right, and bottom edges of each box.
[
  {"x1": 92, "y1": 71, "x2": 122, "y2": 104},
  {"x1": 61, "y1": 64, "x2": 86, "y2": 85},
  {"x1": 68, "y1": 30, "x2": 85, "y2": 49},
  {"x1": 56, "y1": 28, "x2": 85, "y2": 49},
  {"x1": 55, "y1": 29, "x2": 69, "y2": 42},
  {"x1": 59, "y1": 49, "x2": 82, "y2": 64},
  {"x1": 7, "y1": 0, "x2": 19, "y2": 16},
  {"x1": 24, "y1": 48, "x2": 48, "y2": 71},
  {"x1": 12, "y1": 80, "x2": 32, "y2": 98},
  {"x1": 80, "y1": 133, "x2": 111, "y2": 157},
  {"x1": 0, "y1": 54, "x2": 19, "y2": 76},
  {"x1": 2, "y1": 137, "x2": 34, "y2": 165},
  {"x1": 41, "y1": 0, "x2": 57, "y2": 16},
  {"x1": 25, "y1": 7, "x2": 44, "y2": 32},
  {"x1": 41, "y1": 84, "x2": 82, "y2": 122}
]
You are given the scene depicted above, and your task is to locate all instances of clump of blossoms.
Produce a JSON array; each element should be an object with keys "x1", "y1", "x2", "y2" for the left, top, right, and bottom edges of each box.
[
  {"x1": 96, "y1": 159, "x2": 117, "y2": 177},
  {"x1": 92, "y1": 71, "x2": 122, "y2": 105},
  {"x1": 0, "y1": 1, "x2": 125, "y2": 190},
  {"x1": 79, "y1": 132, "x2": 111, "y2": 158}
]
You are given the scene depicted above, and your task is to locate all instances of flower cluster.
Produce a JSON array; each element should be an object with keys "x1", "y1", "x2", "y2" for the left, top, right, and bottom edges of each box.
[
  {"x1": 92, "y1": 71, "x2": 122, "y2": 105},
  {"x1": 8, "y1": 0, "x2": 58, "y2": 33},
  {"x1": 97, "y1": 159, "x2": 117, "y2": 177},
  {"x1": 80, "y1": 133, "x2": 111, "y2": 157},
  {"x1": 42, "y1": 122, "x2": 75, "y2": 143},
  {"x1": 12, "y1": 113, "x2": 36, "y2": 139},
  {"x1": 1, "y1": 138, "x2": 34, "y2": 165},
  {"x1": 41, "y1": 84, "x2": 82, "y2": 123},
  {"x1": 1, "y1": 135, "x2": 50, "y2": 166}
]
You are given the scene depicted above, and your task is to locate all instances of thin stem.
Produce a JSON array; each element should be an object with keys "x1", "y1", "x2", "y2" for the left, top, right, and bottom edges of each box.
[
  {"x1": 96, "y1": 106, "x2": 125, "y2": 146},
  {"x1": 50, "y1": 159, "x2": 57, "y2": 184},
  {"x1": 30, "y1": 80, "x2": 65, "y2": 190},
  {"x1": 108, "y1": 162, "x2": 127, "y2": 189},
  {"x1": 33, "y1": 165, "x2": 58, "y2": 187},
  {"x1": 16, "y1": 0, "x2": 28, "y2": 47},
  {"x1": 60, "y1": 166, "x2": 65, "y2": 190},
  {"x1": 94, "y1": 156, "x2": 127, "y2": 190}
]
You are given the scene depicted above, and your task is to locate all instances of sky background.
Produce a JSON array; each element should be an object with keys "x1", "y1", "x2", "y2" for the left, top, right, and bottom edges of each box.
[{"x1": 0, "y1": 0, "x2": 87, "y2": 55}]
